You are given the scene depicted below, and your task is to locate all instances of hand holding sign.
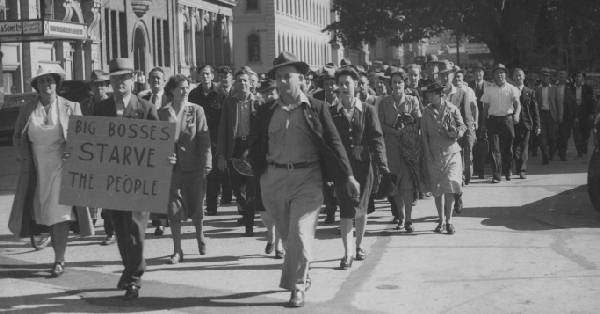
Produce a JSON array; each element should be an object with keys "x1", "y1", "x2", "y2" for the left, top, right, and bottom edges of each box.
[{"x1": 60, "y1": 116, "x2": 175, "y2": 213}]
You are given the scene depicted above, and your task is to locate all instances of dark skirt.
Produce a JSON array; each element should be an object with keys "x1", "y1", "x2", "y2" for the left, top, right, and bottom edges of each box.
[{"x1": 335, "y1": 160, "x2": 375, "y2": 219}]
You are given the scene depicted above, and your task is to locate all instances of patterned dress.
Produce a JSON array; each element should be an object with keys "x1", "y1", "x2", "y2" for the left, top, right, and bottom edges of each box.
[{"x1": 421, "y1": 100, "x2": 466, "y2": 197}]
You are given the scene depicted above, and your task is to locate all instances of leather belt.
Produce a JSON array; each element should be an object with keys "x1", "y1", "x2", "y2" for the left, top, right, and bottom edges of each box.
[{"x1": 268, "y1": 161, "x2": 319, "y2": 170}]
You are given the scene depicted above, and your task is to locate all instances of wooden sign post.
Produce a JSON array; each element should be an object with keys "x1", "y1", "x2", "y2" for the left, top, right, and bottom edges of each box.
[{"x1": 60, "y1": 116, "x2": 175, "y2": 213}]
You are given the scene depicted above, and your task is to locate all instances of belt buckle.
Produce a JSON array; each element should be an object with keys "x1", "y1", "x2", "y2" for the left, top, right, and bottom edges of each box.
[{"x1": 287, "y1": 163, "x2": 294, "y2": 170}]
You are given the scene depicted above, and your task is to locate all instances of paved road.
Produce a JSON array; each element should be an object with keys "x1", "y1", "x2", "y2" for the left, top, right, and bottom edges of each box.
[{"x1": 1, "y1": 146, "x2": 599, "y2": 314}]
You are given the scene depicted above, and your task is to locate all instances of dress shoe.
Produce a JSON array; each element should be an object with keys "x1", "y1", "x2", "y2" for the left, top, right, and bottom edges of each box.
[
  {"x1": 123, "y1": 285, "x2": 139, "y2": 300},
  {"x1": 205, "y1": 209, "x2": 217, "y2": 216},
  {"x1": 275, "y1": 250, "x2": 284, "y2": 259},
  {"x1": 355, "y1": 248, "x2": 367, "y2": 261},
  {"x1": 392, "y1": 217, "x2": 400, "y2": 224},
  {"x1": 492, "y1": 178, "x2": 500, "y2": 183},
  {"x1": 519, "y1": 172, "x2": 527, "y2": 179},
  {"x1": 446, "y1": 223, "x2": 456, "y2": 235},
  {"x1": 339, "y1": 256, "x2": 354, "y2": 270},
  {"x1": 168, "y1": 252, "x2": 183, "y2": 264},
  {"x1": 198, "y1": 242, "x2": 207, "y2": 255},
  {"x1": 101, "y1": 235, "x2": 115, "y2": 246},
  {"x1": 434, "y1": 222, "x2": 444, "y2": 233},
  {"x1": 404, "y1": 221, "x2": 414, "y2": 233},
  {"x1": 154, "y1": 226, "x2": 164, "y2": 236},
  {"x1": 287, "y1": 290, "x2": 305, "y2": 307},
  {"x1": 50, "y1": 261, "x2": 65, "y2": 278},
  {"x1": 117, "y1": 279, "x2": 127, "y2": 290},
  {"x1": 478, "y1": 174, "x2": 484, "y2": 179},
  {"x1": 265, "y1": 242, "x2": 274, "y2": 255}
]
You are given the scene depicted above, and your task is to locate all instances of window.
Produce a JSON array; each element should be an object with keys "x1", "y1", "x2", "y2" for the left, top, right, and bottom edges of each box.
[
  {"x1": 151, "y1": 17, "x2": 171, "y2": 67},
  {"x1": 3, "y1": 72, "x2": 15, "y2": 94},
  {"x1": 247, "y1": 33, "x2": 261, "y2": 63},
  {"x1": 247, "y1": 0, "x2": 259, "y2": 11}
]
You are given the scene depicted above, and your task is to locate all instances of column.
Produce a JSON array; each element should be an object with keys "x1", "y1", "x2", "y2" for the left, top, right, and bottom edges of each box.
[
  {"x1": 178, "y1": 5, "x2": 187, "y2": 68},
  {"x1": 73, "y1": 41, "x2": 85, "y2": 80},
  {"x1": 189, "y1": 8, "x2": 197, "y2": 70}
]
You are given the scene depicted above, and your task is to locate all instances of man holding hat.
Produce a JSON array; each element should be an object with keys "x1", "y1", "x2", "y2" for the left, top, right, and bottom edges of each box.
[
  {"x1": 217, "y1": 66, "x2": 262, "y2": 236},
  {"x1": 248, "y1": 52, "x2": 358, "y2": 307},
  {"x1": 481, "y1": 64, "x2": 521, "y2": 183},
  {"x1": 94, "y1": 58, "x2": 159, "y2": 300}
]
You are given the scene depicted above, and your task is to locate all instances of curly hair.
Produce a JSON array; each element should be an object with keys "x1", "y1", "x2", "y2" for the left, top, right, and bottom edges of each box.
[{"x1": 164, "y1": 74, "x2": 190, "y2": 99}]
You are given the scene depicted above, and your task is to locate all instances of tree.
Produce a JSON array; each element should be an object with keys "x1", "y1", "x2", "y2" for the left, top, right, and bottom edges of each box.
[{"x1": 326, "y1": 0, "x2": 600, "y2": 69}]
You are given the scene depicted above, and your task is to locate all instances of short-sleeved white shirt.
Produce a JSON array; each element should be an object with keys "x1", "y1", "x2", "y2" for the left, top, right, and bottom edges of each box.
[{"x1": 481, "y1": 82, "x2": 520, "y2": 117}]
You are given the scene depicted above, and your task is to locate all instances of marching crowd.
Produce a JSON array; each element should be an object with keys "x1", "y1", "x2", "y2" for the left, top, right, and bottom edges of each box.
[{"x1": 8, "y1": 50, "x2": 599, "y2": 307}]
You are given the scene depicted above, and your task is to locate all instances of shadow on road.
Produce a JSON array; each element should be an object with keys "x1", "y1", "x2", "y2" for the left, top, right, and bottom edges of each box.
[
  {"x1": 0, "y1": 289, "x2": 285, "y2": 313},
  {"x1": 459, "y1": 185, "x2": 600, "y2": 231}
]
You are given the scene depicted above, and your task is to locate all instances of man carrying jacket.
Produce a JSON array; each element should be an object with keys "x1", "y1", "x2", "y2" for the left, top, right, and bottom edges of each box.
[{"x1": 249, "y1": 52, "x2": 359, "y2": 307}]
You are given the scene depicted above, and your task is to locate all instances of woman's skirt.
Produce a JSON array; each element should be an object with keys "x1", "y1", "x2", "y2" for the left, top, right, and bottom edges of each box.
[{"x1": 427, "y1": 152, "x2": 463, "y2": 197}]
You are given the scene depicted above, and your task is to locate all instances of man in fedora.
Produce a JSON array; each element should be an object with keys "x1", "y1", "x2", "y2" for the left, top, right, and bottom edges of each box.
[
  {"x1": 481, "y1": 64, "x2": 521, "y2": 183},
  {"x1": 81, "y1": 70, "x2": 115, "y2": 245},
  {"x1": 248, "y1": 52, "x2": 359, "y2": 307},
  {"x1": 94, "y1": 58, "x2": 159, "y2": 300},
  {"x1": 81, "y1": 70, "x2": 110, "y2": 116}
]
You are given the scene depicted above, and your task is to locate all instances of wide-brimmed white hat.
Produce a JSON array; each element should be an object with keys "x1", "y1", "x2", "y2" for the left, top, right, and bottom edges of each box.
[{"x1": 30, "y1": 63, "x2": 66, "y2": 88}]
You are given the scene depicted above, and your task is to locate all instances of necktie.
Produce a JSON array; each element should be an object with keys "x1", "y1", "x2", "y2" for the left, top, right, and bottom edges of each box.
[{"x1": 151, "y1": 93, "x2": 158, "y2": 106}]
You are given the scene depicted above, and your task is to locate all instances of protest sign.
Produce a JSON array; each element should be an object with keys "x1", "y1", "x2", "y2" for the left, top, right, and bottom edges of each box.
[{"x1": 60, "y1": 116, "x2": 175, "y2": 213}]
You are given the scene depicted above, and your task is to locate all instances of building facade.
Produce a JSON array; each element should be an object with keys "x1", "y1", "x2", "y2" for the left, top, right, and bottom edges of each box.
[
  {"x1": 175, "y1": 0, "x2": 235, "y2": 78},
  {"x1": 1, "y1": 0, "x2": 103, "y2": 97},
  {"x1": 233, "y1": 0, "x2": 333, "y2": 73}
]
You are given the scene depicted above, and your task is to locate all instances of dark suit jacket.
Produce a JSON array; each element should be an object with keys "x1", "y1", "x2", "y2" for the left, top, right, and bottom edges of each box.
[
  {"x1": 248, "y1": 96, "x2": 353, "y2": 184},
  {"x1": 517, "y1": 86, "x2": 540, "y2": 131},
  {"x1": 330, "y1": 102, "x2": 389, "y2": 179},
  {"x1": 94, "y1": 94, "x2": 158, "y2": 120},
  {"x1": 216, "y1": 93, "x2": 261, "y2": 160},
  {"x1": 469, "y1": 80, "x2": 487, "y2": 128},
  {"x1": 140, "y1": 90, "x2": 169, "y2": 110},
  {"x1": 575, "y1": 84, "x2": 595, "y2": 121},
  {"x1": 535, "y1": 84, "x2": 559, "y2": 122},
  {"x1": 158, "y1": 104, "x2": 211, "y2": 172}
]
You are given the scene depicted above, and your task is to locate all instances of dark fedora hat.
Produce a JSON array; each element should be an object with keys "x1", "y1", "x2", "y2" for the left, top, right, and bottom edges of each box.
[
  {"x1": 89, "y1": 70, "x2": 109, "y2": 83},
  {"x1": 335, "y1": 66, "x2": 359, "y2": 81},
  {"x1": 257, "y1": 80, "x2": 276, "y2": 93},
  {"x1": 492, "y1": 63, "x2": 508, "y2": 74},
  {"x1": 425, "y1": 54, "x2": 439, "y2": 64},
  {"x1": 423, "y1": 82, "x2": 444, "y2": 94},
  {"x1": 438, "y1": 59, "x2": 456, "y2": 74},
  {"x1": 108, "y1": 58, "x2": 134, "y2": 76},
  {"x1": 267, "y1": 51, "x2": 310, "y2": 78},
  {"x1": 386, "y1": 66, "x2": 407, "y2": 80},
  {"x1": 340, "y1": 57, "x2": 352, "y2": 67}
]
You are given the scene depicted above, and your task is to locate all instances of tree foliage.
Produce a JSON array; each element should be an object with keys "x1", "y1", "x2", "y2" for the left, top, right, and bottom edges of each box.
[{"x1": 326, "y1": 0, "x2": 600, "y2": 68}]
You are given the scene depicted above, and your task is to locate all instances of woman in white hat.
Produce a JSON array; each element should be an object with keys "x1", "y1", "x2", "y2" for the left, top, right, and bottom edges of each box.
[{"x1": 8, "y1": 64, "x2": 82, "y2": 277}]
